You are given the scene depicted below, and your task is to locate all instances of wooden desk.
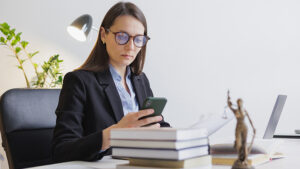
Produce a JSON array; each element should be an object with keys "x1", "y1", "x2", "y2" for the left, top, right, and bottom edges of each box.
[{"x1": 29, "y1": 139, "x2": 300, "y2": 169}]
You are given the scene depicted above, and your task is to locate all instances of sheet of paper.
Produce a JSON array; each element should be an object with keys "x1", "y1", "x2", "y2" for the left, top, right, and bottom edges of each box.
[{"x1": 189, "y1": 112, "x2": 234, "y2": 136}]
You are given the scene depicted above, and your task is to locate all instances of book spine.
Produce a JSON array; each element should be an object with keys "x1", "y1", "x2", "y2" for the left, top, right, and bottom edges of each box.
[
  {"x1": 111, "y1": 138, "x2": 209, "y2": 150},
  {"x1": 112, "y1": 144, "x2": 209, "y2": 151},
  {"x1": 112, "y1": 146, "x2": 209, "y2": 160},
  {"x1": 111, "y1": 130, "x2": 208, "y2": 141}
]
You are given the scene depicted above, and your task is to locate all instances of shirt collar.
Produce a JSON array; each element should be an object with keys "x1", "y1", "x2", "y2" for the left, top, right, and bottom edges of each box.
[{"x1": 109, "y1": 64, "x2": 131, "y2": 82}]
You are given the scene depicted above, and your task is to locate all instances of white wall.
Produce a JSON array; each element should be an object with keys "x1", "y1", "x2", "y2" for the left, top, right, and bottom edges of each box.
[{"x1": 1, "y1": 0, "x2": 300, "y2": 167}]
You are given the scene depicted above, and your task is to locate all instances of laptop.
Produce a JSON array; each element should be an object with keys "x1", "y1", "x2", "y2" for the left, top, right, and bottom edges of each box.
[
  {"x1": 264, "y1": 95, "x2": 300, "y2": 139},
  {"x1": 190, "y1": 94, "x2": 297, "y2": 138},
  {"x1": 263, "y1": 95, "x2": 287, "y2": 139}
]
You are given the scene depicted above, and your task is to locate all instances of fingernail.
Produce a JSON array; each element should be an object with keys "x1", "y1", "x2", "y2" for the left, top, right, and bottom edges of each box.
[{"x1": 157, "y1": 116, "x2": 162, "y2": 121}]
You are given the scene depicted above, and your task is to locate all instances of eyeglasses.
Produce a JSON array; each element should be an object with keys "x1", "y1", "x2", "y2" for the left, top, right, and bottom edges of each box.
[{"x1": 106, "y1": 29, "x2": 150, "y2": 48}]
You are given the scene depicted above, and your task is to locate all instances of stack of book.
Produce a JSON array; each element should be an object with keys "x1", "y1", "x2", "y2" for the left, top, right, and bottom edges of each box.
[{"x1": 110, "y1": 128, "x2": 211, "y2": 169}]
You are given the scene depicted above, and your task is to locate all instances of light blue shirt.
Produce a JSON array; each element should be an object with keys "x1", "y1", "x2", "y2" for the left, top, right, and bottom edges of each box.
[
  {"x1": 100, "y1": 65, "x2": 139, "y2": 153},
  {"x1": 109, "y1": 64, "x2": 139, "y2": 115}
]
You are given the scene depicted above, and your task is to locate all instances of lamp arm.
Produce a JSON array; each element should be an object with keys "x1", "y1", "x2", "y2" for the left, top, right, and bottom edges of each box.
[{"x1": 92, "y1": 26, "x2": 99, "y2": 31}]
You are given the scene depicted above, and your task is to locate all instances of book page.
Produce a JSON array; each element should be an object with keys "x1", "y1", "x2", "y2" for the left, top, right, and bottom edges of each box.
[{"x1": 189, "y1": 112, "x2": 234, "y2": 136}]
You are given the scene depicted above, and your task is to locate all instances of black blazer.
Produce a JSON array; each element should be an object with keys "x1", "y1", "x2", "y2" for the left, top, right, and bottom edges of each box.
[{"x1": 52, "y1": 69, "x2": 170, "y2": 162}]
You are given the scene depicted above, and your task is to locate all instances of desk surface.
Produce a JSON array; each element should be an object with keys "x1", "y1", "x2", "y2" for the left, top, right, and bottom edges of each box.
[{"x1": 29, "y1": 139, "x2": 300, "y2": 169}]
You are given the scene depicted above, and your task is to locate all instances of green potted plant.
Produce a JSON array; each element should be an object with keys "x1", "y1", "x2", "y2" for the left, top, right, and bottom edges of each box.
[{"x1": 0, "y1": 22, "x2": 64, "y2": 88}]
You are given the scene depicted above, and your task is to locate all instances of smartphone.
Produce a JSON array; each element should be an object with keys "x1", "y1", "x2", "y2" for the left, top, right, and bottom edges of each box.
[{"x1": 140, "y1": 97, "x2": 167, "y2": 119}]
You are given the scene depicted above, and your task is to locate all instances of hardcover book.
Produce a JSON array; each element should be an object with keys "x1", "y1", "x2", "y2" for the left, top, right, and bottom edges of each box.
[
  {"x1": 116, "y1": 164, "x2": 212, "y2": 169},
  {"x1": 128, "y1": 155, "x2": 211, "y2": 168},
  {"x1": 110, "y1": 128, "x2": 208, "y2": 141},
  {"x1": 112, "y1": 146, "x2": 209, "y2": 160},
  {"x1": 111, "y1": 138, "x2": 208, "y2": 150}
]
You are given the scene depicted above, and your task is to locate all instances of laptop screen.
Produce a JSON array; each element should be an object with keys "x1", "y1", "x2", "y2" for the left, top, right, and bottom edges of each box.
[{"x1": 263, "y1": 95, "x2": 287, "y2": 139}]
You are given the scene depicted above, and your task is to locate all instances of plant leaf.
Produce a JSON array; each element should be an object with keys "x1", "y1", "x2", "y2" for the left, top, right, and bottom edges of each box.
[
  {"x1": 20, "y1": 59, "x2": 26, "y2": 64},
  {"x1": 3, "y1": 29, "x2": 9, "y2": 35},
  {"x1": 16, "y1": 32, "x2": 22, "y2": 37},
  {"x1": 11, "y1": 39, "x2": 18, "y2": 46},
  {"x1": 10, "y1": 28, "x2": 16, "y2": 36},
  {"x1": 33, "y1": 63, "x2": 38, "y2": 69},
  {"x1": 15, "y1": 47, "x2": 21, "y2": 53},
  {"x1": 15, "y1": 32, "x2": 21, "y2": 41},
  {"x1": 30, "y1": 51, "x2": 39, "y2": 57},
  {"x1": 1, "y1": 22, "x2": 10, "y2": 30},
  {"x1": 0, "y1": 24, "x2": 9, "y2": 35},
  {"x1": 53, "y1": 54, "x2": 59, "y2": 59},
  {"x1": 17, "y1": 65, "x2": 22, "y2": 69},
  {"x1": 21, "y1": 41, "x2": 28, "y2": 48},
  {"x1": 7, "y1": 35, "x2": 12, "y2": 40},
  {"x1": 0, "y1": 37, "x2": 5, "y2": 43}
]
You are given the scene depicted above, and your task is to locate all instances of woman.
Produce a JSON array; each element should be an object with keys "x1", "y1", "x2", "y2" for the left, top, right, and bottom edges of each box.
[{"x1": 52, "y1": 2, "x2": 170, "y2": 162}]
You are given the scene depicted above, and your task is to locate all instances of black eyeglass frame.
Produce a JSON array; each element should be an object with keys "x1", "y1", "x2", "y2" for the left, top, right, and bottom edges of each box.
[{"x1": 106, "y1": 29, "x2": 150, "y2": 48}]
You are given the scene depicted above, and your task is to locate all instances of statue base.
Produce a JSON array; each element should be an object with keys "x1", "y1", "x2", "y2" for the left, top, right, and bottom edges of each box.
[{"x1": 232, "y1": 160, "x2": 254, "y2": 169}]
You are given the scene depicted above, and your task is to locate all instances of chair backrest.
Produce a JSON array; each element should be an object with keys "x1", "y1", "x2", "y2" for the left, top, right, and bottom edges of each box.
[{"x1": 0, "y1": 88, "x2": 60, "y2": 169}]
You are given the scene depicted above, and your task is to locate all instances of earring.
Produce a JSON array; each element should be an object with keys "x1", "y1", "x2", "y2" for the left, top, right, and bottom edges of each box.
[{"x1": 102, "y1": 41, "x2": 106, "y2": 45}]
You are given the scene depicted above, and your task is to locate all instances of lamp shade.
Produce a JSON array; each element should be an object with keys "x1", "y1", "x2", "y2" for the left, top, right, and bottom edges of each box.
[{"x1": 67, "y1": 14, "x2": 93, "y2": 41}]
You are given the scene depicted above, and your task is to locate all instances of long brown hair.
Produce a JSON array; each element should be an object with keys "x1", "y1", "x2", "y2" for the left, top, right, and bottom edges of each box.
[{"x1": 77, "y1": 2, "x2": 148, "y2": 75}]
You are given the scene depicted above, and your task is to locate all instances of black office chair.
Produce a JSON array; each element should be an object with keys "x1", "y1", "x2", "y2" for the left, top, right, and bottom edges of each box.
[{"x1": 0, "y1": 88, "x2": 60, "y2": 169}]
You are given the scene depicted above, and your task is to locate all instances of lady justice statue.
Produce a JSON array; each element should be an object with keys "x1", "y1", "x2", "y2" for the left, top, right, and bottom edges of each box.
[{"x1": 227, "y1": 91, "x2": 256, "y2": 169}]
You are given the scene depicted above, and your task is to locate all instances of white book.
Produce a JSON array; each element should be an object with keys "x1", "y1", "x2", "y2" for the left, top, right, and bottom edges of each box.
[
  {"x1": 110, "y1": 128, "x2": 208, "y2": 141},
  {"x1": 111, "y1": 138, "x2": 208, "y2": 150},
  {"x1": 112, "y1": 146, "x2": 209, "y2": 160}
]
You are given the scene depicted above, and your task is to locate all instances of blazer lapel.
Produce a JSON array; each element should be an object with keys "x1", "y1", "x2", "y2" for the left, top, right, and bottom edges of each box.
[
  {"x1": 95, "y1": 69, "x2": 124, "y2": 122},
  {"x1": 132, "y1": 75, "x2": 145, "y2": 108}
]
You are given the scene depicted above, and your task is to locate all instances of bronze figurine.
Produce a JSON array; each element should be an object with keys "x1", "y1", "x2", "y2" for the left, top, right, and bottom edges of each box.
[{"x1": 227, "y1": 91, "x2": 256, "y2": 169}]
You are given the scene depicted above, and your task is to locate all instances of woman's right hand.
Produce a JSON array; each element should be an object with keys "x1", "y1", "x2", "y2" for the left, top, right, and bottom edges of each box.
[{"x1": 115, "y1": 109, "x2": 162, "y2": 128}]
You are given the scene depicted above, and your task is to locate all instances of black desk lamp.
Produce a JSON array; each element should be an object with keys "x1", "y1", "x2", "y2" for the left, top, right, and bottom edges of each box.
[{"x1": 67, "y1": 14, "x2": 99, "y2": 41}]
